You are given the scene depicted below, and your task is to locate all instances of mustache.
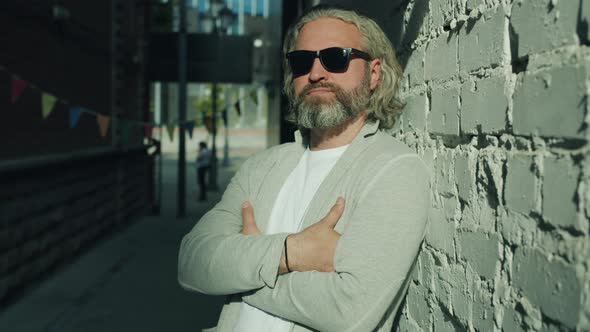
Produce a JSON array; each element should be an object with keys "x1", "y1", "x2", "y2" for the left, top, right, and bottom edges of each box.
[{"x1": 299, "y1": 82, "x2": 341, "y2": 96}]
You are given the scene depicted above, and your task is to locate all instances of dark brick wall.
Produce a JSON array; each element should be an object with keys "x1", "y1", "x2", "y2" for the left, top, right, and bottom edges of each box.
[{"x1": 0, "y1": 148, "x2": 151, "y2": 305}]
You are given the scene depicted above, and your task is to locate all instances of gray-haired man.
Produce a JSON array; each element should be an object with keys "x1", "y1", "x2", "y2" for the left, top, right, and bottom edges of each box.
[{"x1": 179, "y1": 5, "x2": 430, "y2": 332}]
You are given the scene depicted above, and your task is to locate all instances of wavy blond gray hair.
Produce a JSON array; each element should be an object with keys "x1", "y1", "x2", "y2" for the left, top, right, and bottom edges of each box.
[{"x1": 283, "y1": 5, "x2": 403, "y2": 130}]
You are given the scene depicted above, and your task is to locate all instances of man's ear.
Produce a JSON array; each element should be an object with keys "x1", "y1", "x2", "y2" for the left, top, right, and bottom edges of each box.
[{"x1": 369, "y1": 58, "x2": 381, "y2": 91}]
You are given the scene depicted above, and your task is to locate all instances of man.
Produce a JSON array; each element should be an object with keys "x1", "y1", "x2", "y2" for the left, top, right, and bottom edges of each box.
[
  {"x1": 196, "y1": 141, "x2": 211, "y2": 201},
  {"x1": 178, "y1": 5, "x2": 430, "y2": 332}
]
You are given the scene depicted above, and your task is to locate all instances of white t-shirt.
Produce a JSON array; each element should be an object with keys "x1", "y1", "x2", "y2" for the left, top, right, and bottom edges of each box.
[{"x1": 234, "y1": 144, "x2": 349, "y2": 332}]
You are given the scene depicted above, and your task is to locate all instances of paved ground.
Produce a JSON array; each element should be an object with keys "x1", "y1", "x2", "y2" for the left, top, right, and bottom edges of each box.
[{"x1": 0, "y1": 153, "x2": 251, "y2": 332}]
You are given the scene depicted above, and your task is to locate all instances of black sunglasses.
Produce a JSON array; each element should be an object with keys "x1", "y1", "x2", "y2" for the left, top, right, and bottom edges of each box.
[{"x1": 286, "y1": 47, "x2": 372, "y2": 76}]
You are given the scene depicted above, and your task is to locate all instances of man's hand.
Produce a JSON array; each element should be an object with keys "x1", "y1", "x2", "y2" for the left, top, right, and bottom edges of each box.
[
  {"x1": 288, "y1": 197, "x2": 344, "y2": 273},
  {"x1": 240, "y1": 201, "x2": 261, "y2": 235},
  {"x1": 239, "y1": 197, "x2": 345, "y2": 274}
]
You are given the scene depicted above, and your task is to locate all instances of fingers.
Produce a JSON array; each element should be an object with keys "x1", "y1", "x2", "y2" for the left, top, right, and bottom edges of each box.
[
  {"x1": 321, "y1": 197, "x2": 345, "y2": 228},
  {"x1": 241, "y1": 201, "x2": 260, "y2": 235},
  {"x1": 241, "y1": 201, "x2": 255, "y2": 226}
]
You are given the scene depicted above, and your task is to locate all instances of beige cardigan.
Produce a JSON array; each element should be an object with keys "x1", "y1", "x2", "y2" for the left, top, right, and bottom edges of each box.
[{"x1": 178, "y1": 121, "x2": 431, "y2": 332}]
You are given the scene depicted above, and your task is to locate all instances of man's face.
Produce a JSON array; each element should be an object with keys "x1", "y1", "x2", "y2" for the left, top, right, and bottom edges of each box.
[{"x1": 289, "y1": 17, "x2": 380, "y2": 129}]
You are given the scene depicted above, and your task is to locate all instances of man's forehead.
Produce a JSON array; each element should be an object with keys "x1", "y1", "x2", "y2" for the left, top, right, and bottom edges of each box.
[{"x1": 295, "y1": 17, "x2": 362, "y2": 50}]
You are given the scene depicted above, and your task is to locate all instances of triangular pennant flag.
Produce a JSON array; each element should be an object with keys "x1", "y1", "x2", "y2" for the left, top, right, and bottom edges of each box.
[
  {"x1": 144, "y1": 124, "x2": 153, "y2": 139},
  {"x1": 120, "y1": 120, "x2": 131, "y2": 145},
  {"x1": 11, "y1": 78, "x2": 27, "y2": 104},
  {"x1": 41, "y1": 93, "x2": 57, "y2": 119},
  {"x1": 222, "y1": 108, "x2": 228, "y2": 127},
  {"x1": 166, "y1": 123, "x2": 175, "y2": 142},
  {"x1": 69, "y1": 106, "x2": 83, "y2": 128},
  {"x1": 96, "y1": 113, "x2": 111, "y2": 138},
  {"x1": 204, "y1": 115, "x2": 213, "y2": 133},
  {"x1": 234, "y1": 101, "x2": 241, "y2": 116},
  {"x1": 249, "y1": 90, "x2": 258, "y2": 105},
  {"x1": 185, "y1": 121, "x2": 195, "y2": 139}
]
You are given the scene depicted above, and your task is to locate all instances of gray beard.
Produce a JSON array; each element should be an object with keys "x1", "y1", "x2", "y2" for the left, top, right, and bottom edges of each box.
[{"x1": 290, "y1": 74, "x2": 371, "y2": 129}]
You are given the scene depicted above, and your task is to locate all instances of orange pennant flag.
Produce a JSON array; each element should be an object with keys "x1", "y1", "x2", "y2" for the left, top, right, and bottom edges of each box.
[{"x1": 96, "y1": 113, "x2": 111, "y2": 138}]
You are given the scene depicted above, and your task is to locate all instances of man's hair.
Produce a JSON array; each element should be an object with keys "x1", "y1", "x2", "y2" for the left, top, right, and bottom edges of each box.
[{"x1": 283, "y1": 5, "x2": 404, "y2": 129}]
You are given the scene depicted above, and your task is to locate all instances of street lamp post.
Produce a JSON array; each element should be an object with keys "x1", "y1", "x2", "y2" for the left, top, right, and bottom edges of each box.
[
  {"x1": 177, "y1": 0, "x2": 187, "y2": 218},
  {"x1": 202, "y1": 0, "x2": 236, "y2": 190}
]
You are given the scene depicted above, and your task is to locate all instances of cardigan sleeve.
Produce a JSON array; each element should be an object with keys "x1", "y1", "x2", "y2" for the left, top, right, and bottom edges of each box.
[
  {"x1": 242, "y1": 154, "x2": 431, "y2": 332},
  {"x1": 178, "y1": 156, "x2": 288, "y2": 295}
]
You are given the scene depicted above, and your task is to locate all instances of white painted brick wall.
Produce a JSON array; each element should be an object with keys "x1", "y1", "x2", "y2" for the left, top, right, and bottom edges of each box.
[{"x1": 393, "y1": 0, "x2": 590, "y2": 330}]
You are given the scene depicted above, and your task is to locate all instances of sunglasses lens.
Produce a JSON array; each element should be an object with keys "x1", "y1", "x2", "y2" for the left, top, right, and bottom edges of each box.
[
  {"x1": 320, "y1": 47, "x2": 349, "y2": 72},
  {"x1": 288, "y1": 51, "x2": 315, "y2": 76}
]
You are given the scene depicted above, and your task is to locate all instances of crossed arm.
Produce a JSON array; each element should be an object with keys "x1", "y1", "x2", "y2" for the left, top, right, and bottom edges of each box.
[{"x1": 178, "y1": 155, "x2": 430, "y2": 331}]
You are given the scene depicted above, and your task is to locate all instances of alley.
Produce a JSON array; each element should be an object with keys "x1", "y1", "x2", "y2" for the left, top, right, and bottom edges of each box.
[{"x1": 0, "y1": 155, "x2": 245, "y2": 332}]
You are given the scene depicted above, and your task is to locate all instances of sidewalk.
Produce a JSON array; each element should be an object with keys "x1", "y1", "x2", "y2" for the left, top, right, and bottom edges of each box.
[{"x1": 0, "y1": 155, "x2": 248, "y2": 332}]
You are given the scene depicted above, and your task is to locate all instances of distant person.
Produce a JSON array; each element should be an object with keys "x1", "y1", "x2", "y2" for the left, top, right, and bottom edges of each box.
[
  {"x1": 196, "y1": 141, "x2": 211, "y2": 201},
  {"x1": 179, "y1": 5, "x2": 430, "y2": 332}
]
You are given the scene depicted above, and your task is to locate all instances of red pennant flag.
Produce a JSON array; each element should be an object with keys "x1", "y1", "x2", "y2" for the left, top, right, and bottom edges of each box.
[
  {"x1": 11, "y1": 78, "x2": 27, "y2": 104},
  {"x1": 144, "y1": 125, "x2": 153, "y2": 139}
]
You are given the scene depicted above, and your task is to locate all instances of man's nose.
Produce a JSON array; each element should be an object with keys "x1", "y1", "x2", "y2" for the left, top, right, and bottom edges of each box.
[{"x1": 308, "y1": 58, "x2": 327, "y2": 82}]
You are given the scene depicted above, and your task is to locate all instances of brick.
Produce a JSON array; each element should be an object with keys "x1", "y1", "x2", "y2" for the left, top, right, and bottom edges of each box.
[
  {"x1": 500, "y1": 211, "x2": 537, "y2": 247},
  {"x1": 459, "y1": 8, "x2": 508, "y2": 72},
  {"x1": 433, "y1": 267, "x2": 452, "y2": 311},
  {"x1": 407, "y1": 283, "x2": 431, "y2": 329},
  {"x1": 402, "y1": 93, "x2": 427, "y2": 132},
  {"x1": 513, "y1": 65, "x2": 587, "y2": 139},
  {"x1": 420, "y1": 250, "x2": 435, "y2": 287},
  {"x1": 397, "y1": 315, "x2": 423, "y2": 332},
  {"x1": 460, "y1": 198, "x2": 496, "y2": 232},
  {"x1": 512, "y1": 247, "x2": 582, "y2": 328},
  {"x1": 502, "y1": 303, "x2": 524, "y2": 331},
  {"x1": 432, "y1": 302, "x2": 460, "y2": 332},
  {"x1": 454, "y1": 152, "x2": 476, "y2": 202},
  {"x1": 451, "y1": 278, "x2": 472, "y2": 323},
  {"x1": 430, "y1": 0, "x2": 459, "y2": 28},
  {"x1": 504, "y1": 154, "x2": 536, "y2": 214},
  {"x1": 472, "y1": 283, "x2": 495, "y2": 331},
  {"x1": 465, "y1": 0, "x2": 485, "y2": 12},
  {"x1": 511, "y1": 0, "x2": 579, "y2": 56},
  {"x1": 460, "y1": 76, "x2": 508, "y2": 135},
  {"x1": 426, "y1": 209, "x2": 455, "y2": 253},
  {"x1": 404, "y1": 46, "x2": 425, "y2": 88},
  {"x1": 543, "y1": 156, "x2": 580, "y2": 229},
  {"x1": 425, "y1": 32, "x2": 458, "y2": 81},
  {"x1": 434, "y1": 150, "x2": 455, "y2": 196},
  {"x1": 429, "y1": 87, "x2": 460, "y2": 136},
  {"x1": 458, "y1": 231, "x2": 500, "y2": 279},
  {"x1": 518, "y1": 296, "x2": 543, "y2": 330},
  {"x1": 443, "y1": 196, "x2": 457, "y2": 221}
]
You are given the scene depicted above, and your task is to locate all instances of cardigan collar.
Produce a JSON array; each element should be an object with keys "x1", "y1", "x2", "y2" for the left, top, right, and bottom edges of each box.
[{"x1": 293, "y1": 120, "x2": 380, "y2": 146}]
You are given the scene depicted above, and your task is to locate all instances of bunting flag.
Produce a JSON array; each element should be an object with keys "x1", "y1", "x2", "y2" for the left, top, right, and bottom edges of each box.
[
  {"x1": 204, "y1": 115, "x2": 213, "y2": 133},
  {"x1": 41, "y1": 93, "x2": 58, "y2": 119},
  {"x1": 166, "y1": 123, "x2": 175, "y2": 142},
  {"x1": 184, "y1": 121, "x2": 195, "y2": 139},
  {"x1": 249, "y1": 90, "x2": 258, "y2": 105},
  {"x1": 2, "y1": 67, "x2": 225, "y2": 141},
  {"x1": 96, "y1": 113, "x2": 111, "y2": 137},
  {"x1": 120, "y1": 120, "x2": 131, "y2": 145},
  {"x1": 69, "y1": 106, "x2": 83, "y2": 128},
  {"x1": 11, "y1": 77, "x2": 27, "y2": 104},
  {"x1": 144, "y1": 124, "x2": 153, "y2": 139},
  {"x1": 234, "y1": 101, "x2": 241, "y2": 116},
  {"x1": 222, "y1": 108, "x2": 228, "y2": 127}
]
